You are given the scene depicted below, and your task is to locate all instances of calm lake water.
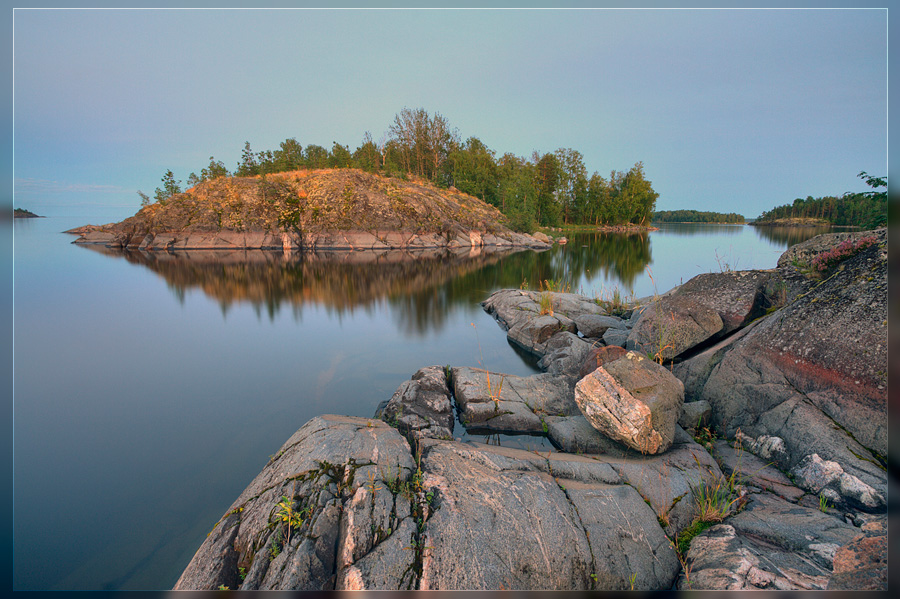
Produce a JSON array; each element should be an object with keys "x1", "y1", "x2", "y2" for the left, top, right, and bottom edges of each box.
[{"x1": 12, "y1": 217, "x2": 832, "y2": 590}]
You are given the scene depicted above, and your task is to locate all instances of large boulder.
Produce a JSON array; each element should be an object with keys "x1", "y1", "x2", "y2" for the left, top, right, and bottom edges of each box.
[
  {"x1": 417, "y1": 441, "x2": 679, "y2": 590},
  {"x1": 673, "y1": 233, "x2": 887, "y2": 510},
  {"x1": 627, "y1": 270, "x2": 782, "y2": 360},
  {"x1": 574, "y1": 352, "x2": 684, "y2": 454}
]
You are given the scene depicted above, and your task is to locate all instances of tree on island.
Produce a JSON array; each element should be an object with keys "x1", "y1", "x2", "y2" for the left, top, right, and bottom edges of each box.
[
  {"x1": 136, "y1": 107, "x2": 662, "y2": 230},
  {"x1": 755, "y1": 171, "x2": 887, "y2": 229}
]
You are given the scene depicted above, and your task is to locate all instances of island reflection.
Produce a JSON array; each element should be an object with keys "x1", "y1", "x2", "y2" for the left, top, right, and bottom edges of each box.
[{"x1": 79, "y1": 231, "x2": 652, "y2": 334}]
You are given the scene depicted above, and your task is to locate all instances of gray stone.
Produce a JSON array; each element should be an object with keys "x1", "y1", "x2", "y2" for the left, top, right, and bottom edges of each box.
[
  {"x1": 627, "y1": 299, "x2": 723, "y2": 360},
  {"x1": 628, "y1": 270, "x2": 785, "y2": 360},
  {"x1": 574, "y1": 352, "x2": 684, "y2": 454},
  {"x1": 711, "y1": 440, "x2": 804, "y2": 503},
  {"x1": 791, "y1": 454, "x2": 884, "y2": 511},
  {"x1": 678, "y1": 400, "x2": 711, "y2": 434},
  {"x1": 379, "y1": 366, "x2": 454, "y2": 440},
  {"x1": 450, "y1": 367, "x2": 577, "y2": 433},
  {"x1": 545, "y1": 415, "x2": 633, "y2": 455},
  {"x1": 680, "y1": 492, "x2": 860, "y2": 590},
  {"x1": 602, "y1": 327, "x2": 629, "y2": 348},
  {"x1": 482, "y1": 289, "x2": 606, "y2": 356},
  {"x1": 573, "y1": 314, "x2": 626, "y2": 338},
  {"x1": 537, "y1": 332, "x2": 600, "y2": 381}
]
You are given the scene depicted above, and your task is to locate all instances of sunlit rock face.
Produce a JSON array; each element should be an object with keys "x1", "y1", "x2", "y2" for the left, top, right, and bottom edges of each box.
[{"x1": 71, "y1": 169, "x2": 552, "y2": 251}]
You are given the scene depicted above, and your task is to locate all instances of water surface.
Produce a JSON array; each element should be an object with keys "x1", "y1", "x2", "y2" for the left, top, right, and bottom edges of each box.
[{"x1": 13, "y1": 219, "x2": 827, "y2": 589}]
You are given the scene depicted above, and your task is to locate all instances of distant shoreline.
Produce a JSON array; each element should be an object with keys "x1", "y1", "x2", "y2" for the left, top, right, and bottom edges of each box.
[{"x1": 750, "y1": 217, "x2": 857, "y2": 228}]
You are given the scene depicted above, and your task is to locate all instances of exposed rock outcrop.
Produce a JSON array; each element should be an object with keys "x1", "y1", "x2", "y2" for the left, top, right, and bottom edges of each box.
[
  {"x1": 70, "y1": 169, "x2": 551, "y2": 251},
  {"x1": 176, "y1": 228, "x2": 886, "y2": 591},
  {"x1": 674, "y1": 229, "x2": 887, "y2": 510},
  {"x1": 679, "y1": 492, "x2": 860, "y2": 590}
]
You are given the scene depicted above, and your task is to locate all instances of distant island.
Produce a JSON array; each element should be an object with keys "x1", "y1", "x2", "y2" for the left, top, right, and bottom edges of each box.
[
  {"x1": 69, "y1": 168, "x2": 551, "y2": 251},
  {"x1": 752, "y1": 172, "x2": 886, "y2": 229},
  {"x1": 652, "y1": 209, "x2": 745, "y2": 224},
  {"x1": 14, "y1": 208, "x2": 42, "y2": 218}
]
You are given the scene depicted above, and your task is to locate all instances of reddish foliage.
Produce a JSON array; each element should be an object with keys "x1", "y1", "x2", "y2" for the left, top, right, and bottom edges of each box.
[{"x1": 810, "y1": 236, "x2": 878, "y2": 272}]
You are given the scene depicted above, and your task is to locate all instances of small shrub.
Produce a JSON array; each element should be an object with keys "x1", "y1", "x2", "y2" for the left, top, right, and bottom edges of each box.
[
  {"x1": 809, "y1": 236, "x2": 878, "y2": 272},
  {"x1": 539, "y1": 291, "x2": 554, "y2": 316}
]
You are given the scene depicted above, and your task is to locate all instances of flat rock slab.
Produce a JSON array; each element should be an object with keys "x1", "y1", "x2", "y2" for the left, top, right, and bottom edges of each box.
[
  {"x1": 450, "y1": 367, "x2": 577, "y2": 433},
  {"x1": 418, "y1": 440, "x2": 679, "y2": 590},
  {"x1": 176, "y1": 414, "x2": 737, "y2": 590},
  {"x1": 680, "y1": 491, "x2": 861, "y2": 590},
  {"x1": 712, "y1": 439, "x2": 804, "y2": 503}
]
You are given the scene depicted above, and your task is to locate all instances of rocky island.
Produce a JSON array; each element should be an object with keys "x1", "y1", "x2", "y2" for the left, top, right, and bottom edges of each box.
[
  {"x1": 14, "y1": 208, "x2": 42, "y2": 218},
  {"x1": 69, "y1": 169, "x2": 550, "y2": 252},
  {"x1": 174, "y1": 227, "x2": 887, "y2": 591}
]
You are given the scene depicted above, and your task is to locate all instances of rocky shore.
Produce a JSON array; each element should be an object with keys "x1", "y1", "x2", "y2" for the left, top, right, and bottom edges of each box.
[{"x1": 175, "y1": 228, "x2": 887, "y2": 591}]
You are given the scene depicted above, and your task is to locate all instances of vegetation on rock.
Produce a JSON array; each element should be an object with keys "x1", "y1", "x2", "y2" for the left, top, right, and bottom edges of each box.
[
  {"x1": 137, "y1": 107, "x2": 659, "y2": 231},
  {"x1": 119, "y1": 168, "x2": 512, "y2": 238},
  {"x1": 14, "y1": 207, "x2": 41, "y2": 218}
]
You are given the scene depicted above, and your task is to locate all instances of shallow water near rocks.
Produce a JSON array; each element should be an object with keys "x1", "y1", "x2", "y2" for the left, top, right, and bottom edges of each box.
[{"x1": 12, "y1": 216, "x2": 830, "y2": 590}]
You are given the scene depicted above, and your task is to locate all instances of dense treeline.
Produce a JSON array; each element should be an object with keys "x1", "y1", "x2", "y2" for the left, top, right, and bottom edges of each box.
[
  {"x1": 142, "y1": 108, "x2": 659, "y2": 232},
  {"x1": 754, "y1": 172, "x2": 887, "y2": 229},
  {"x1": 652, "y1": 209, "x2": 745, "y2": 223}
]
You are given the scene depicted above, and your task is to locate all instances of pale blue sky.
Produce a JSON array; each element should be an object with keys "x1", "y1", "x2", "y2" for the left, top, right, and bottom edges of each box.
[{"x1": 10, "y1": 5, "x2": 890, "y2": 219}]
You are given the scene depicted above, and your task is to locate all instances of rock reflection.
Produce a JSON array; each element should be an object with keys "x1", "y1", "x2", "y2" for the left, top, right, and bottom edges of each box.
[{"x1": 77, "y1": 231, "x2": 652, "y2": 334}]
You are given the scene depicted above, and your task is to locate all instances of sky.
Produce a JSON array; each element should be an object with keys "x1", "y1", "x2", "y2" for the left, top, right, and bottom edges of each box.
[{"x1": 8, "y1": 4, "x2": 891, "y2": 220}]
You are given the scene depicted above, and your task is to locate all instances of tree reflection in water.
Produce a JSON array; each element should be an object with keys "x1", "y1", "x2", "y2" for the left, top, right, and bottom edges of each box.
[
  {"x1": 78, "y1": 231, "x2": 653, "y2": 334},
  {"x1": 750, "y1": 224, "x2": 840, "y2": 247}
]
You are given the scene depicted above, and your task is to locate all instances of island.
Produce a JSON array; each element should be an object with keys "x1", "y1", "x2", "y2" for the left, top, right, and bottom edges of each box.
[
  {"x1": 14, "y1": 208, "x2": 42, "y2": 218},
  {"x1": 69, "y1": 169, "x2": 551, "y2": 251},
  {"x1": 752, "y1": 172, "x2": 886, "y2": 229}
]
